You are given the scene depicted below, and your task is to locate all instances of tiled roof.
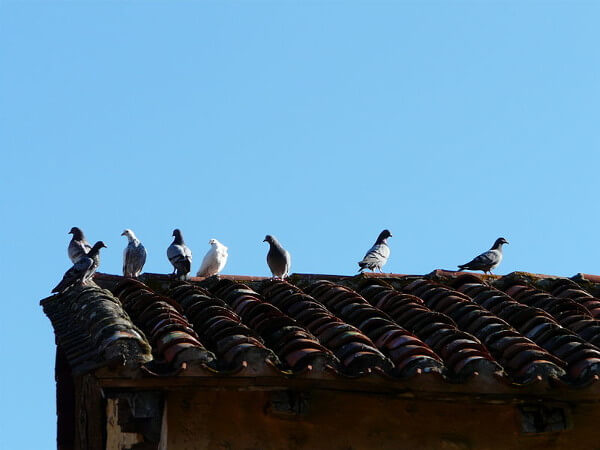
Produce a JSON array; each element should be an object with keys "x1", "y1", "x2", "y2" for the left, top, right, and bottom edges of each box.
[
  {"x1": 40, "y1": 271, "x2": 600, "y2": 392},
  {"x1": 41, "y1": 285, "x2": 152, "y2": 375}
]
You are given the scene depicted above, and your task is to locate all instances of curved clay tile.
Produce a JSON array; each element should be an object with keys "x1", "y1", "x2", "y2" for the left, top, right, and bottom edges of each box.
[
  {"x1": 208, "y1": 279, "x2": 336, "y2": 372},
  {"x1": 168, "y1": 283, "x2": 278, "y2": 370},
  {"x1": 112, "y1": 279, "x2": 214, "y2": 368},
  {"x1": 499, "y1": 280, "x2": 600, "y2": 348},
  {"x1": 259, "y1": 280, "x2": 400, "y2": 375},
  {"x1": 41, "y1": 285, "x2": 152, "y2": 374},
  {"x1": 402, "y1": 279, "x2": 565, "y2": 383},
  {"x1": 548, "y1": 278, "x2": 600, "y2": 319},
  {"x1": 290, "y1": 279, "x2": 443, "y2": 377},
  {"x1": 359, "y1": 282, "x2": 502, "y2": 380}
]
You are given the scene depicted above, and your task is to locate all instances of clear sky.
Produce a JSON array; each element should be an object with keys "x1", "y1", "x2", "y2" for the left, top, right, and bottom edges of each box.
[{"x1": 1, "y1": 1, "x2": 599, "y2": 448}]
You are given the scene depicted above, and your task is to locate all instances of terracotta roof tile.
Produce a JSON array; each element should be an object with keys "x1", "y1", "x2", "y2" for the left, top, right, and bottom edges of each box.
[
  {"x1": 208, "y1": 279, "x2": 336, "y2": 371},
  {"x1": 112, "y1": 279, "x2": 214, "y2": 369},
  {"x1": 401, "y1": 277, "x2": 565, "y2": 381},
  {"x1": 40, "y1": 285, "x2": 152, "y2": 374},
  {"x1": 40, "y1": 271, "x2": 600, "y2": 391}
]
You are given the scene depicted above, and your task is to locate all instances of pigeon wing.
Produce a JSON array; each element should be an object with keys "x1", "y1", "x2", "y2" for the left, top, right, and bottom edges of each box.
[
  {"x1": 124, "y1": 243, "x2": 147, "y2": 277},
  {"x1": 460, "y1": 250, "x2": 498, "y2": 270},
  {"x1": 359, "y1": 243, "x2": 390, "y2": 270},
  {"x1": 68, "y1": 239, "x2": 92, "y2": 263},
  {"x1": 216, "y1": 245, "x2": 228, "y2": 273},
  {"x1": 283, "y1": 250, "x2": 291, "y2": 277},
  {"x1": 168, "y1": 244, "x2": 192, "y2": 275},
  {"x1": 167, "y1": 243, "x2": 183, "y2": 263},
  {"x1": 197, "y1": 247, "x2": 218, "y2": 277},
  {"x1": 267, "y1": 246, "x2": 289, "y2": 278},
  {"x1": 52, "y1": 257, "x2": 94, "y2": 293}
]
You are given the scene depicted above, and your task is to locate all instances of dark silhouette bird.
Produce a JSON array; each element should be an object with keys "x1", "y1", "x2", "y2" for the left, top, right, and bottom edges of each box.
[
  {"x1": 121, "y1": 229, "x2": 147, "y2": 278},
  {"x1": 67, "y1": 227, "x2": 91, "y2": 263},
  {"x1": 458, "y1": 237, "x2": 509, "y2": 274},
  {"x1": 358, "y1": 229, "x2": 392, "y2": 273},
  {"x1": 167, "y1": 229, "x2": 192, "y2": 279},
  {"x1": 264, "y1": 235, "x2": 291, "y2": 279},
  {"x1": 52, "y1": 241, "x2": 107, "y2": 293}
]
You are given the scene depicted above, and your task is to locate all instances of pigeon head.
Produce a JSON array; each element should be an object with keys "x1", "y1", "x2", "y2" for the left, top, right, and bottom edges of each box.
[
  {"x1": 376, "y1": 229, "x2": 392, "y2": 244},
  {"x1": 492, "y1": 237, "x2": 509, "y2": 249},
  {"x1": 172, "y1": 229, "x2": 185, "y2": 244},
  {"x1": 121, "y1": 229, "x2": 135, "y2": 238},
  {"x1": 208, "y1": 238, "x2": 219, "y2": 246},
  {"x1": 88, "y1": 241, "x2": 107, "y2": 255},
  {"x1": 69, "y1": 227, "x2": 85, "y2": 240},
  {"x1": 263, "y1": 235, "x2": 275, "y2": 244}
]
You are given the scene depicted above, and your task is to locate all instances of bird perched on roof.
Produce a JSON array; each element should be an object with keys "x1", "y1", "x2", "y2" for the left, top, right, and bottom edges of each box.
[
  {"x1": 264, "y1": 235, "x2": 291, "y2": 279},
  {"x1": 457, "y1": 237, "x2": 509, "y2": 274},
  {"x1": 196, "y1": 239, "x2": 228, "y2": 278},
  {"x1": 167, "y1": 229, "x2": 192, "y2": 279},
  {"x1": 358, "y1": 229, "x2": 392, "y2": 273},
  {"x1": 68, "y1": 227, "x2": 92, "y2": 263},
  {"x1": 52, "y1": 241, "x2": 107, "y2": 293},
  {"x1": 121, "y1": 229, "x2": 147, "y2": 278}
]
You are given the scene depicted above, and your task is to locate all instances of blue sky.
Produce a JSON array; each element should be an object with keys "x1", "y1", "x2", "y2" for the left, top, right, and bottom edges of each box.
[{"x1": 1, "y1": 1, "x2": 599, "y2": 448}]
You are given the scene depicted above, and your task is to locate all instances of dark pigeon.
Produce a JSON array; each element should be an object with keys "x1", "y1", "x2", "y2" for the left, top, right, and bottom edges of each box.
[
  {"x1": 68, "y1": 227, "x2": 91, "y2": 263},
  {"x1": 458, "y1": 237, "x2": 509, "y2": 274},
  {"x1": 167, "y1": 229, "x2": 192, "y2": 279},
  {"x1": 52, "y1": 241, "x2": 107, "y2": 293},
  {"x1": 121, "y1": 229, "x2": 147, "y2": 278},
  {"x1": 358, "y1": 229, "x2": 392, "y2": 273},
  {"x1": 264, "y1": 235, "x2": 291, "y2": 279}
]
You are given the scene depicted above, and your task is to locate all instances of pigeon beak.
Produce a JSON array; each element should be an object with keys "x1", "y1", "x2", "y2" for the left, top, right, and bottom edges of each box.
[{"x1": 120, "y1": 231, "x2": 126, "y2": 236}]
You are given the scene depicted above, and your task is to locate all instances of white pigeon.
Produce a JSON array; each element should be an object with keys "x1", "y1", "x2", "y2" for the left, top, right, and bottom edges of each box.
[
  {"x1": 121, "y1": 229, "x2": 147, "y2": 278},
  {"x1": 196, "y1": 239, "x2": 228, "y2": 277}
]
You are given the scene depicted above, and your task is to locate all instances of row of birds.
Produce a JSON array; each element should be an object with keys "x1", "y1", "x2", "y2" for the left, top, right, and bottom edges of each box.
[{"x1": 51, "y1": 227, "x2": 510, "y2": 294}]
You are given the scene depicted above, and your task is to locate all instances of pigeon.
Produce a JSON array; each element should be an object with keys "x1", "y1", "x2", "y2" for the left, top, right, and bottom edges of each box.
[
  {"x1": 458, "y1": 237, "x2": 509, "y2": 274},
  {"x1": 264, "y1": 235, "x2": 291, "y2": 279},
  {"x1": 121, "y1": 229, "x2": 147, "y2": 278},
  {"x1": 358, "y1": 229, "x2": 392, "y2": 273},
  {"x1": 196, "y1": 239, "x2": 228, "y2": 277},
  {"x1": 52, "y1": 241, "x2": 107, "y2": 293},
  {"x1": 67, "y1": 227, "x2": 91, "y2": 263},
  {"x1": 167, "y1": 229, "x2": 192, "y2": 279}
]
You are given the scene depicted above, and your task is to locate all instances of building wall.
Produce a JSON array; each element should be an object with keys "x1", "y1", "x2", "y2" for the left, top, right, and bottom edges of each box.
[{"x1": 162, "y1": 389, "x2": 600, "y2": 450}]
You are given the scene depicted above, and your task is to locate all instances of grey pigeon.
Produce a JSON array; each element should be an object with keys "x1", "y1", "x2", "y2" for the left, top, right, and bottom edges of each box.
[
  {"x1": 121, "y1": 229, "x2": 147, "y2": 278},
  {"x1": 358, "y1": 229, "x2": 392, "y2": 273},
  {"x1": 167, "y1": 229, "x2": 192, "y2": 279},
  {"x1": 458, "y1": 237, "x2": 509, "y2": 274},
  {"x1": 264, "y1": 235, "x2": 291, "y2": 279},
  {"x1": 52, "y1": 241, "x2": 107, "y2": 293},
  {"x1": 67, "y1": 227, "x2": 91, "y2": 263}
]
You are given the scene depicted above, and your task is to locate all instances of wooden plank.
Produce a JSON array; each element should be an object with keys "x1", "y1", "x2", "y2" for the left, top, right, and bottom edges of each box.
[{"x1": 74, "y1": 375, "x2": 104, "y2": 450}]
